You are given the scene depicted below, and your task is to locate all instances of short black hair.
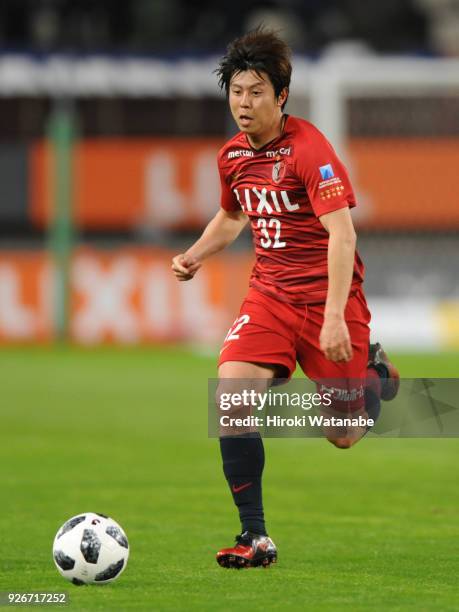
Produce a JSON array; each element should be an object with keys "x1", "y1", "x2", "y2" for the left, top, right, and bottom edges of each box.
[{"x1": 216, "y1": 27, "x2": 292, "y2": 110}]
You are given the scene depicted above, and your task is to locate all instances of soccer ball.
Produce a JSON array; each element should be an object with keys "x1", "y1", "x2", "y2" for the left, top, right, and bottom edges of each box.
[{"x1": 52, "y1": 512, "x2": 129, "y2": 585}]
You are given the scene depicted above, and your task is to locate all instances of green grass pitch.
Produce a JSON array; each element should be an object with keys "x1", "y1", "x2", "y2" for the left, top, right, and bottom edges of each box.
[{"x1": 0, "y1": 347, "x2": 458, "y2": 611}]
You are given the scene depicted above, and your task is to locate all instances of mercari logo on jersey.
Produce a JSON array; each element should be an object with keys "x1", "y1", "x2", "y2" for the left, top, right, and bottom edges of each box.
[{"x1": 228, "y1": 149, "x2": 254, "y2": 159}]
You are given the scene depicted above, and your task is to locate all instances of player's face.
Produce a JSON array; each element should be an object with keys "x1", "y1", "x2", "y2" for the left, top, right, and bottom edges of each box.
[{"x1": 229, "y1": 70, "x2": 285, "y2": 144}]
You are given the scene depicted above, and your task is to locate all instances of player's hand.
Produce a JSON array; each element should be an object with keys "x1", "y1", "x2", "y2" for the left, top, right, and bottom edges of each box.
[
  {"x1": 319, "y1": 315, "x2": 353, "y2": 362},
  {"x1": 171, "y1": 254, "x2": 202, "y2": 281}
]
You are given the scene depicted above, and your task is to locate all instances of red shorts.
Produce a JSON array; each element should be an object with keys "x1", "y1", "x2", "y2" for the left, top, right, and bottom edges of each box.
[{"x1": 218, "y1": 286, "x2": 371, "y2": 382}]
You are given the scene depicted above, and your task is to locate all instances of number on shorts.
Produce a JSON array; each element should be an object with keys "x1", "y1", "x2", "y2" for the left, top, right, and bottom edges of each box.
[
  {"x1": 257, "y1": 218, "x2": 286, "y2": 249},
  {"x1": 224, "y1": 314, "x2": 250, "y2": 342}
]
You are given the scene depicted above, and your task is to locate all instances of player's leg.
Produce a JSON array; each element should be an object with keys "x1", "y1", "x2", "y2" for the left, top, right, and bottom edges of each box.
[
  {"x1": 215, "y1": 289, "x2": 297, "y2": 568},
  {"x1": 216, "y1": 360, "x2": 278, "y2": 568},
  {"x1": 217, "y1": 360, "x2": 275, "y2": 537},
  {"x1": 298, "y1": 289, "x2": 398, "y2": 449}
]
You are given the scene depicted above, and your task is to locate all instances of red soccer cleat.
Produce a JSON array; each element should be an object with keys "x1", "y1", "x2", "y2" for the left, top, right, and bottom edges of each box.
[
  {"x1": 216, "y1": 531, "x2": 277, "y2": 569},
  {"x1": 368, "y1": 342, "x2": 400, "y2": 401}
]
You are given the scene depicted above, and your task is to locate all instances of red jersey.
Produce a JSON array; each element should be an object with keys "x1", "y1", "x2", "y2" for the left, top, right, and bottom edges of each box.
[{"x1": 217, "y1": 115, "x2": 365, "y2": 305}]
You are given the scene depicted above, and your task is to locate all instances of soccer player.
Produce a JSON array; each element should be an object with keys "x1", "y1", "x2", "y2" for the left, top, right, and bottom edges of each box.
[{"x1": 172, "y1": 28, "x2": 399, "y2": 569}]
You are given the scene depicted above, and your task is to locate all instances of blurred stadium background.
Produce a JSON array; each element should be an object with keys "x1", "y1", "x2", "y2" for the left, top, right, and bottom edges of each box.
[
  {"x1": 0, "y1": 0, "x2": 458, "y2": 352},
  {"x1": 1, "y1": 3, "x2": 459, "y2": 609}
]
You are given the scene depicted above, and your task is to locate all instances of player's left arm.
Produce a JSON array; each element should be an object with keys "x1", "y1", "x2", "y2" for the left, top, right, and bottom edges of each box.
[{"x1": 318, "y1": 207, "x2": 356, "y2": 362}]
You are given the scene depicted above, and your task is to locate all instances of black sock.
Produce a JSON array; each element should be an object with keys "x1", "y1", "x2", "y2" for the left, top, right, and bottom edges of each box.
[
  {"x1": 373, "y1": 363, "x2": 389, "y2": 380},
  {"x1": 219, "y1": 432, "x2": 266, "y2": 535},
  {"x1": 364, "y1": 387, "x2": 381, "y2": 432}
]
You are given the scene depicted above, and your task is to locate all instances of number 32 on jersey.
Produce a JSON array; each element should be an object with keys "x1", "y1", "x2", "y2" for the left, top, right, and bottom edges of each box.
[{"x1": 257, "y1": 218, "x2": 286, "y2": 249}]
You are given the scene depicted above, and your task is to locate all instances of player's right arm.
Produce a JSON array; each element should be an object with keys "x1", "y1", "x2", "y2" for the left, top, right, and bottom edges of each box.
[{"x1": 172, "y1": 208, "x2": 247, "y2": 281}]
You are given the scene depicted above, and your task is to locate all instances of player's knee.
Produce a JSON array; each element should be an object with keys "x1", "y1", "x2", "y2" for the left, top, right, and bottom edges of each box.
[
  {"x1": 215, "y1": 378, "x2": 267, "y2": 416},
  {"x1": 215, "y1": 382, "x2": 246, "y2": 416},
  {"x1": 328, "y1": 437, "x2": 354, "y2": 449},
  {"x1": 215, "y1": 386, "x2": 240, "y2": 415}
]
